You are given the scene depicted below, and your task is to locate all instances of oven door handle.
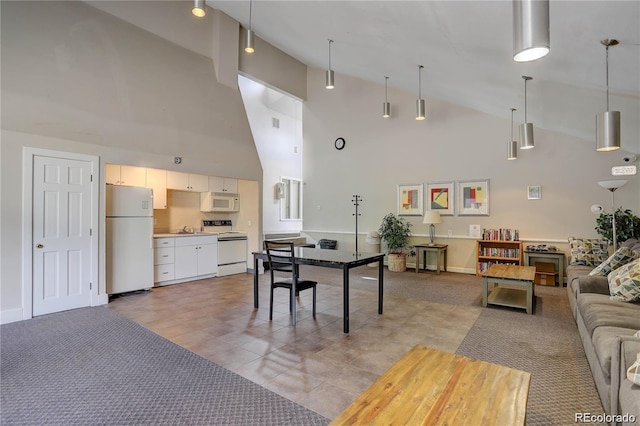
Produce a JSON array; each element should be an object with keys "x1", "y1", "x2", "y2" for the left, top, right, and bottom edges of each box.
[{"x1": 218, "y1": 237, "x2": 248, "y2": 242}]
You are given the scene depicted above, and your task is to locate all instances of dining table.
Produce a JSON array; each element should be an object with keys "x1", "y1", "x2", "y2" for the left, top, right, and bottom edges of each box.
[{"x1": 252, "y1": 247, "x2": 385, "y2": 333}]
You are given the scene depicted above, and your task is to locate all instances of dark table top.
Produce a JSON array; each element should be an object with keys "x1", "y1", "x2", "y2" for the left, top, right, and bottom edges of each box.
[{"x1": 253, "y1": 247, "x2": 384, "y2": 267}]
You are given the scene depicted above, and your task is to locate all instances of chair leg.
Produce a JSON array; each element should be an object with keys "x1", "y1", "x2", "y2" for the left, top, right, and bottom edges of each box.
[{"x1": 269, "y1": 285, "x2": 274, "y2": 321}]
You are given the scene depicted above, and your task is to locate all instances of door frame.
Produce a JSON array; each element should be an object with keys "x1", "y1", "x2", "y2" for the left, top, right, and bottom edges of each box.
[{"x1": 22, "y1": 147, "x2": 103, "y2": 320}]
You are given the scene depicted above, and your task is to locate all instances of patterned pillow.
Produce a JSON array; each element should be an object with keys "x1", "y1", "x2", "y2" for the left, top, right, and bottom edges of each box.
[
  {"x1": 568, "y1": 237, "x2": 609, "y2": 266},
  {"x1": 608, "y1": 258, "x2": 640, "y2": 302},
  {"x1": 589, "y1": 247, "x2": 639, "y2": 276},
  {"x1": 628, "y1": 352, "x2": 640, "y2": 385}
]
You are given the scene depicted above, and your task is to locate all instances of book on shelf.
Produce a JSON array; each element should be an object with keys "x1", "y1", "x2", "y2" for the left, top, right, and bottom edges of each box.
[{"x1": 482, "y1": 228, "x2": 519, "y2": 241}]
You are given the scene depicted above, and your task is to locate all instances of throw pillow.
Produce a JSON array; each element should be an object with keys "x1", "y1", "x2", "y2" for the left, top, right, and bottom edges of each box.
[
  {"x1": 608, "y1": 258, "x2": 640, "y2": 302},
  {"x1": 568, "y1": 237, "x2": 609, "y2": 266},
  {"x1": 589, "y1": 246, "x2": 639, "y2": 276},
  {"x1": 628, "y1": 352, "x2": 640, "y2": 385}
]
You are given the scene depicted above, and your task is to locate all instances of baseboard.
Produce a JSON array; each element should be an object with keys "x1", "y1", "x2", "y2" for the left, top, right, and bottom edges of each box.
[{"x1": 1, "y1": 308, "x2": 24, "y2": 324}]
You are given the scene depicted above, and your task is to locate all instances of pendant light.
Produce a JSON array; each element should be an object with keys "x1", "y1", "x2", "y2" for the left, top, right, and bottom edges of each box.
[
  {"x1": 519, "y1": 76, "x2": 534, "y2": 149},
  {"x1": 244, "y1": 0, "x2": 255, "y2": 53},
  {"x1": 192, "y1": 0, "x2": 206, "y2": 18},
  {"x1": 383, "y1": 76, "x2": 391, "y2": 118},
  {"x1": 508, "y1": 108, "x2": 518, "y2": 160},
  {"x1": 326, "y1": 39, "x2": 334, "y2": 89},
  {"x1": 596, "y1": 39, "x2": 620, "y2": 152},
  {"x1": 513, "y1": 0, "x2": 549, "y2": 62},
  {"x1": 416, "y1": 65, "x2": 425, "y2": 121}
]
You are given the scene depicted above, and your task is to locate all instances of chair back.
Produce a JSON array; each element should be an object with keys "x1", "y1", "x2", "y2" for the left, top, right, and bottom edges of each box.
[{"x1": 264, "y1": 241, "x2": 297, "y2": 277}]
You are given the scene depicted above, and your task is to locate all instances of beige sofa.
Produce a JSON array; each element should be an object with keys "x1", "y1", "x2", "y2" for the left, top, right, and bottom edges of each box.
[{"x1": 566, "y1": 238, "x2": 640, "y2": 425}]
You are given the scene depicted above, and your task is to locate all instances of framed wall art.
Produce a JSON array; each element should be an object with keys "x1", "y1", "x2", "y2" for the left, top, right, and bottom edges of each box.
[
  {"x1": 397, "y1": 184, "x2": 424, "y2": 216},
  {"x1": 527, "y1": 185, "x2": 541, "y2": 200},
  {"x1": 426, "y1": 182, "x2": 454, "y2": 215},
  {"x1": 458, "y1": 179, "x2": 489, "y2": 216}
]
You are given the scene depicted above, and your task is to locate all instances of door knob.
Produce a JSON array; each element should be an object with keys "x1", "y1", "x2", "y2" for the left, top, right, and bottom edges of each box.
[{"x1": 36, "y1": 243, "x2": 44, "y2": 248}]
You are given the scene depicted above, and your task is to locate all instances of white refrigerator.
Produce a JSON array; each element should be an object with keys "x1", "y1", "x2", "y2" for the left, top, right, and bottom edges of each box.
[{"x1": 106, "y1": 185, "x2": 154, "y2": 295}]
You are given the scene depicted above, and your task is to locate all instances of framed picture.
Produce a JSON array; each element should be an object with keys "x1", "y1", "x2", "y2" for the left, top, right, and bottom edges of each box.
[
  {"x1": 527, "y1": 185, "x2": 541, "y2": 200},
  {"x1": 397, "y1": 184, "x2": 424, "y2": 216},
  {"x1": 457, "y1": 179, "x2": 489, "y2": 216},
  {"x1": 426, "y1": 182, "x2": 454, "y2": 215}
]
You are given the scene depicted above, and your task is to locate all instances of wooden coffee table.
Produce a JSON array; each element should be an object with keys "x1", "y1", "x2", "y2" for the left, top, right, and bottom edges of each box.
[
  {"x1": 482, "y1": 264, "x2": 536, "y2": 314},
  {"x1": 330, "y1": 345, "x2": 530, "y2": 425}
]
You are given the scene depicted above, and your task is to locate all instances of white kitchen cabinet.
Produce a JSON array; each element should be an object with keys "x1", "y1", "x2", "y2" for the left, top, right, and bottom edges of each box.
[
  {"x1": 106, "y1": 164, "x2": 146, "y2": 187},
  {"x1": 146, "y1": 168, "x2": 167, "y2": 209},
  {"x1": 173, "y1": 235, "x2": 218, "y2": 280},
  {"x1": 153, "y1": 238, "x2": 175, "y2": 283},
  {"x1": 167, "y1": 171, "x2": 208, "y2": 192},
  {"x1": 208, "y1": 176, "x2": 238, "y2": 193}
]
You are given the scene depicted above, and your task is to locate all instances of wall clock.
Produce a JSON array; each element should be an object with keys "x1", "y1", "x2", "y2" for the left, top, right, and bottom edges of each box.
[{"x1": 334, "y1": 137, "x2": 346, "y2": 150}]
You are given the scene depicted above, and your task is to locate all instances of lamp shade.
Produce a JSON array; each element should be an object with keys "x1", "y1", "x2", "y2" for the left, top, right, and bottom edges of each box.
[
  {"x1": 520, "y1": 122, "x2": 534, "y2": 149},
  {"x1": 513, "y1": 0, "x2": 549, "y2": 62},
  {"x1": 596, "y1": 111, "x2": 620, "y2": 151},
  {"x1": 598, "y1": 180, "x2": 627, "y2": 191},
  {"x1": 325, "y1": 70, "x2": 335, "y2": 89},
  {"x1": 383, "y1": 102, "x2": 390, "y2": 118},
  {"x1": 244, "y1": 29, "x2": 255, "y2": 53},
  {"x1": 192, "y1": 0, "x2": 206, "y2": 17},
  {"x1": 508, "y1": 140, "x2": 518, "y2": 160},
  {"x1": 423, "y1": 210, "x2": 442, "y2": 224}
]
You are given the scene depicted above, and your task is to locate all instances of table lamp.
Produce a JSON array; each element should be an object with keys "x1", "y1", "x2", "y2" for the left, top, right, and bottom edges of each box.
[
  {"x1": 597, "y1": 180, "x2": 627, "y2": 251},
  {"x1": 423, "y1": 211, "x2": 442, "y2": 245}
]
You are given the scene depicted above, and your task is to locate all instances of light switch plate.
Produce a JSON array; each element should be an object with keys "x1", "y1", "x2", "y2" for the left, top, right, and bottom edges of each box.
[{"x1": 612, "y1": 165, "x2": 637, "y2": 176}]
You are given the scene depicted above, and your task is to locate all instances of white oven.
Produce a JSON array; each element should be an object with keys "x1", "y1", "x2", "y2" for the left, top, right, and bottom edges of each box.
[{"x1": 202, "y1": 220, "x2": 247, "y2": 276}]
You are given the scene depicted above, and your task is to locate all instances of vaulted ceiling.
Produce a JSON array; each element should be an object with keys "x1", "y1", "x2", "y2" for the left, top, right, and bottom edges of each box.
[{"x1": 210, "y1": 0, "x2": 640, "y2": 153}]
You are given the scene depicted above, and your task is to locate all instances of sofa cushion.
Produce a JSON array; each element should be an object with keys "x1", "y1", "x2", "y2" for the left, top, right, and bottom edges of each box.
[
  {"x1": 592, "y1": 326, "x2": 637, "y2": 379},
  {"x1": 609, "y1": 258, "x2": 640, "y2": 302},
  {"x1": 577, "y1": 275, "x2": 610, "y2": 295},
  {"x1": 589, "y1": 247, "x2": 639, "y2": 277},
  {"x1": 577, "y1": 293, "x2": 640, "y2": 337},
  {"x1": 568, "y1": 237, "x2": 609, "y2": 266},
  {"x1": 621, "y1": 238, "x2": 640, "y2": 253}
]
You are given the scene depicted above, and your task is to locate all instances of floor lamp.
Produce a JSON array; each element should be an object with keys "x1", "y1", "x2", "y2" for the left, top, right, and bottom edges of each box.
[
  {"x1": 423, "y1": 211, "x2": 442, "y2": 245},
  {"x1": 598, "y1": 180, "x2": 627, "y2": 251}
]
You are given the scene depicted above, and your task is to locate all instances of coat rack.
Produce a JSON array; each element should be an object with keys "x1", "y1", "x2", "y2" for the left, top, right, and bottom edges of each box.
[{"x1": 352, "y1": 195, "x2": 362, "y2": 253}]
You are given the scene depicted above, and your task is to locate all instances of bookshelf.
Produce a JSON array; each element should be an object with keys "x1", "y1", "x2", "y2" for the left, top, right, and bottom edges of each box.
[{"x1": 476, "y1": 240, "x2": 523, "y2": 276}]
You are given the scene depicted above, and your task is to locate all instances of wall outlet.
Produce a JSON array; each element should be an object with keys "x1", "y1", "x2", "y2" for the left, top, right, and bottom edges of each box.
[
  {"x1": 247, "y1": 220, "x2": 252, "y2": 227},
  {"x1": 447, "y1": 229, "x2": 453, "y2": 237}
]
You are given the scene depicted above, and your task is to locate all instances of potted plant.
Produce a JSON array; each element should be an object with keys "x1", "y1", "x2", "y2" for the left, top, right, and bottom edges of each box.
[
  {"x1": 595, "y1": 207, "x2": 640, "y2": 244},
  {"x1": 379, "y1": 213, "x2": 412, "y2": 272}
]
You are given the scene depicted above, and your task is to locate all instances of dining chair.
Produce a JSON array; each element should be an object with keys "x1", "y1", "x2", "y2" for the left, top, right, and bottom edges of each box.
[{"x1": 264, "y1": 241, "x2": 317, "y2": 322}]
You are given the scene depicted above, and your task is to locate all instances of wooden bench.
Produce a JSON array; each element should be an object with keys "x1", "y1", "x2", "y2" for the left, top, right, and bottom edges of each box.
[{"x1": 330, "y1": 345, "x2": 530, "y2": 425}]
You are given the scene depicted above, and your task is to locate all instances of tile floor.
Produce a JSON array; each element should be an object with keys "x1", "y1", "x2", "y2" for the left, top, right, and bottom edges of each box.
[{"x1": 107, "y1": 266, "x2": 481, "y2": 419}]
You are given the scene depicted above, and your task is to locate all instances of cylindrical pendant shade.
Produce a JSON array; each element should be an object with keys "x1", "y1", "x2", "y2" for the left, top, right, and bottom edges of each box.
[
  {"x1": 244, "y1": 29, "x2": 255, "y2": 53},
  {"x1": 325, "y1": 70, "x2": 334, "y2": 89},
  {"x1": 416, "y1": 99, "x2": 425, "y2": 120},
  {"x1": 383, "y1": 102, "x2": 390, "y2": 118},
  {"x1": 507, "y1": 140, "x2": 518, "y2": 160},
  {"x1": 596, "y1": 111, "x2": 621, "y2": 151},
  {"x1": 513, "y1": 0, "x2": 549, "y2": 62},
  {"x1": 192, "y1": 0, "x2": 206, "y2": 17},
  {"x1": 520, "y1": 122, "x2": 534, "y2": 149}
]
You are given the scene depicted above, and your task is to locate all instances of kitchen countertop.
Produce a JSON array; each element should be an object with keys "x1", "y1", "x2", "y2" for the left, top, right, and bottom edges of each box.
[{"x1": 154, "y1": 232, "x2": 220, "y2": 238}]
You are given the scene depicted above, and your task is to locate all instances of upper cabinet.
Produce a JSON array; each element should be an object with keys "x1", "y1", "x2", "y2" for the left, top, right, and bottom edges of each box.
[
  {"x1": 146, "y1": 168, "x2": 167, "y2": 209},
  {"x1": 106, "y1": 164, "x2": 146, "y2": 187},
  {"x1": 166, "y1": 171, "x2": 208, "y2": 192},
  {"x1": 208, "y1": 176, "x2": 238, "y2": 193}
]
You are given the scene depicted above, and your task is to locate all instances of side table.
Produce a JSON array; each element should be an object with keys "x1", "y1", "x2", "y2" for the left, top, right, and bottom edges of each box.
[
  {"x1": 524, "y1": 250, "x2": 565, "y2": 286},
  {"x1": 415, "y1": 244, "x2": 448, "y2": 274}
]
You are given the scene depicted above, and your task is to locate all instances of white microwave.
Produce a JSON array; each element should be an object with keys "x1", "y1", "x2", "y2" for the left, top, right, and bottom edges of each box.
[{"x1": 200, "y1": 192, "x2": 240, "y2": 212}]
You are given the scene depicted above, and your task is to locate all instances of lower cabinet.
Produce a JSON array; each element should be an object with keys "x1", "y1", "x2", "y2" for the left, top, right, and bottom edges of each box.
[{"x1": 154, "y1": 235, "x2": 218, "y2": 285}]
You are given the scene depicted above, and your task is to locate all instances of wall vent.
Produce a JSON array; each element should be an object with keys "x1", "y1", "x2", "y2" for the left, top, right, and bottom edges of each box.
[{"x1": 272, "y1": 117, "x2": 280, "y2": 128}]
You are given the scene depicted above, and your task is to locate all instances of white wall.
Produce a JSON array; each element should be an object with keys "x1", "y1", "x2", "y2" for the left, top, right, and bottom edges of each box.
[
  {"x1": 0, "y1": 1, "x2": 262, "y2": 318},
  {"x1": 239, "y1": 76, "x2": 303, "y2": 235},
  {"x1": 302, "y1": 68, "x2": 639, "y2": 270}
]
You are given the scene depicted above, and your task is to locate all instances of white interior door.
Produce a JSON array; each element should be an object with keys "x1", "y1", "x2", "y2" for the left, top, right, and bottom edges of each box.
[{"x1": 32, "y1": 155, "x2": 93, "y2": 316}]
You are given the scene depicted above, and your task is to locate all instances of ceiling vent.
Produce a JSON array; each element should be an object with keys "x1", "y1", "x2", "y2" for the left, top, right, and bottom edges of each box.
[{"x1": 272, "y1": 117, "x2": 280, "y2": 129}]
